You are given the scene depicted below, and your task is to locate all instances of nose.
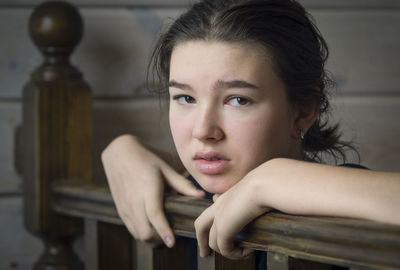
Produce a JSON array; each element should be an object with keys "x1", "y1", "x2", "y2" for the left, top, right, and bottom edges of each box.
[{"x1": 192, "y1": 106, "x2": 224, "y2": 142}]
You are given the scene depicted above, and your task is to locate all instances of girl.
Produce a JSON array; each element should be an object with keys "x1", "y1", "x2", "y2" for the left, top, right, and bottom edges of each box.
[{"x1": 102, "y1": 0, "x2": 400, "y2": 261}]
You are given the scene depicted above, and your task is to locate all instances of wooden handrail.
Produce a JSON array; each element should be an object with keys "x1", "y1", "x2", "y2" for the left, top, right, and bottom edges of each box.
[{"x1": 52, "y1": 182, "x2": 400, "y2": 270}]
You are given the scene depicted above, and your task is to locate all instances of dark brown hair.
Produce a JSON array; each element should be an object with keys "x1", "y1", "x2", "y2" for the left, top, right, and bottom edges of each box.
[{"x1": 149, "y1": 0, "x2": 356, "y2": 163}]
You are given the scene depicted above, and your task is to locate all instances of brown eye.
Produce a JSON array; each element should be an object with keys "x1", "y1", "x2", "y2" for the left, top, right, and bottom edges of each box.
[
  {"x1": 185, "y1": 96, "x2": 195, "y2": 103},
  {"x1": 228, "y1": 97, "x2": 250, "y2": 107},
  {"x1": 174, "y1": 95, "x2": 196, "y2": 104}
]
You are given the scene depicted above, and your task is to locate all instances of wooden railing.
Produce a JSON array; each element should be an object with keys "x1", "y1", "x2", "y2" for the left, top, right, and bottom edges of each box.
[
  {"x1": 22, "y1": 1, "x2": 400, "y2": 270},
  {"x1": 50, "y1": 182, "x2": 400, "y2": 270}
]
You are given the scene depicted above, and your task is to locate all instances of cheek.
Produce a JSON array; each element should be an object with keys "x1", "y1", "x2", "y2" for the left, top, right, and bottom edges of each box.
[
  {"x1": 169, "y1": 111, "x2": 182, "y2": 143},
  {"x1": 232, "y1": 120, "x2": 274, "y2": 162},
  {"x1": 229, "y1": 110, "x2": 293, "y2": 164},
  {"x1": 169, "y1": 109, "x2": 191, "y2": 154}
]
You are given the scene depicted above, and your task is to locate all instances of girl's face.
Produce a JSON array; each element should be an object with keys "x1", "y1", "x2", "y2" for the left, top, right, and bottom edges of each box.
[{"x1": 169, "y1": 41, "x2": 302, "y2": 194}]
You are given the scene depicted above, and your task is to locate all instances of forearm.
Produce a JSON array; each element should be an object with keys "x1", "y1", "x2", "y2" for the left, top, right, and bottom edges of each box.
[
  {"x1": 111, "y1": 134, "x2": 185, "y2": 173},
  {"x1": 254, "y1": 158, "x2": 400, "y2": 225}
]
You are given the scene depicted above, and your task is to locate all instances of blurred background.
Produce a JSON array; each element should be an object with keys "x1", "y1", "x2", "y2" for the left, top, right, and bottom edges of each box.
[{"x1": 0, "y1": 0, "x2": 399, "y2": 269}]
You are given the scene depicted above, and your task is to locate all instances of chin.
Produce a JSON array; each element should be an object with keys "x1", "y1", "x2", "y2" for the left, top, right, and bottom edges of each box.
[{"x1": 194, "y1": 174, "x2": 236, "y2": 194}]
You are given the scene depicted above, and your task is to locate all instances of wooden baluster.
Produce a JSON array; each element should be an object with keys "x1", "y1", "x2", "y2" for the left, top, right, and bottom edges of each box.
[
  {"x1": 97, "y1": 222, "x2": 134, "y2": 270},
  {"x1": 267, "y1": 252, "x2": 338, "y2": 270},
  {"x1": 133, "y1": 238, "x2": 189, "y2": 270},
  {"x1": 84, "y1": 219, "x2": 99, "y2": 270},
  {"x1": 198, "y1": 250, "x2": 255, "y2": 270},
  {"x1": 267, "y1": 251, "x2": 289, "y2": 270},
  {"x1": 23, "y1": 1, "x2": 92, "y2": 269},
  {"x1": 197, "y1": 251, "x2": 217, "y2": 270},
  {"x1": 95, "y1": 221, "x2": 189, "y2": 270}
]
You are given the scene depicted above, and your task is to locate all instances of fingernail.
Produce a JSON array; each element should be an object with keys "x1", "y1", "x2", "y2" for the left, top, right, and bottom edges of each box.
[{"x1": 165, "y1": 236, "x2": 173, "y2": 248}]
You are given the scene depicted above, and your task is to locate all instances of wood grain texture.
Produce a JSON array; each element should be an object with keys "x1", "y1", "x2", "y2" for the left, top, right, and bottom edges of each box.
[
  {"x1": 22, "y1": 2, "x2": 93, "y2": 269},
  {"x1": 267, "y1": 252, "x2": 289, "y2": 270},
  {"x1": 23, "y1": 0, "x2": 93, "y2": 239},
  {"x1": 23, "y1": 81, "x2": 93, "y2": 235},
  {"x1": 132, "y1": 236, "x2": 189, "y2": 270},
  {"x1": 197, "y1": 250, "x2": 255, "y2": 270},
  {"x1": 98, "y1": 222, "x2": 133, "y2": 270},
  {"x1": 152, "y1": 238, "x2": 188, "y2": 270},
  {"x1": 52, "y1": 184, "x2": 400, "y2": 270}
]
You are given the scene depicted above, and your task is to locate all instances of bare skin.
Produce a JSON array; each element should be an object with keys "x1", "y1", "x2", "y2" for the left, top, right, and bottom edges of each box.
[
  {"x1": 101, "y1": 134, "x2": 205, "y2": 248},
  {"x1": 102, "y1": 137, "x2": 400, "y2": 260},
  {"x1": 101, "y1": 41, "x2": 400, "y2": 260},
  {"x1": 195, "y1": 158, "x2": 400, "y2": 259}
]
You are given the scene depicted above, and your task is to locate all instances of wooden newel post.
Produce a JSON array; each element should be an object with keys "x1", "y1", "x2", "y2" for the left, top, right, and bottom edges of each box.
[{"x1": 23, "y1": 1, "x2": 92, "y2": 269}]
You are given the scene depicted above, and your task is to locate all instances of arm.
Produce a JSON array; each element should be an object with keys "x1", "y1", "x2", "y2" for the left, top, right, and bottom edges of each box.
[
  {"x1": 101, "y1": 134, "x2": 205, "y2": 247},
  {"x1": 258, "y1": 158, "x2": 400, "y2": 224},
  {"x1": 195, "y1": 158, "x2": 400, "y2": 259}
]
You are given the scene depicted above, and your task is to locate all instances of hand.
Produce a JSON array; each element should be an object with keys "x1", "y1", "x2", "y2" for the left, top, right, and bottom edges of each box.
[
  {"x1": 195, "y1": 157, "x2": 400, "y2": 258},
  {"x1": 194, "y1": 171, "x2": 271, "y2": 259},
  {"x1": 101, "y1": 134, "x2": 205, "y2": 247}
]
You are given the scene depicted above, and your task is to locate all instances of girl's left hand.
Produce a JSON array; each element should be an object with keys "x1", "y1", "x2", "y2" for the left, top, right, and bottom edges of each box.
[{"x1": 194, "y1": 172, "x2": 271, "y2": 260}]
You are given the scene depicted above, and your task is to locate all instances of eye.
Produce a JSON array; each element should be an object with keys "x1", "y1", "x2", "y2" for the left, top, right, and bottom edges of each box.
[
  {"x1": 226, "y1": 96, "x2": 250, "y2": 107},
  {"x1": 173, "y1": 95, "x2": 196, "y2": 105}
]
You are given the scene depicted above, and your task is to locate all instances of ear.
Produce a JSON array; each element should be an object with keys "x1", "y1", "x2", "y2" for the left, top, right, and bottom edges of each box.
[{"x1": 291, "y1": 99, "x2": 320, "y2": 139}]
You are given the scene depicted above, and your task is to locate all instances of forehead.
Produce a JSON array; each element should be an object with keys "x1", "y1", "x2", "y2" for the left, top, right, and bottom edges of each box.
[
  {"x1": 169, "y1": 40, "x2": 283, "y2": 91},
  {"x1": 171, "y1": 40, "x2": 268, "y2": 66}
]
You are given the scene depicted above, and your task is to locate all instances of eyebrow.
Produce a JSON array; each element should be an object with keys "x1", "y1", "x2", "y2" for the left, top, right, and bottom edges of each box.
[
  {"x1": 168, "y1": 79, "x2": 258, "y2": 91},
  {"x1": 214, "y1": 80, "x2": 258, "y2": 90},
  {"x1": 168, "y1": 80, "x2": 192, "y2": 90}
]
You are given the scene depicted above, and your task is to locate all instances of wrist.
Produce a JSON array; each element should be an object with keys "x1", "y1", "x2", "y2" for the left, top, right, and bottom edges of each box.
[{"x1": 250, "y1": 158, "x2": 298, "y2": 211}]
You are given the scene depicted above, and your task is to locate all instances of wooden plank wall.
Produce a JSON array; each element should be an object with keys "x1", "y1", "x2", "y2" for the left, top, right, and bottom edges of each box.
[{"x1": 0, "y1": 0, "x2": 399, "y2": 269}]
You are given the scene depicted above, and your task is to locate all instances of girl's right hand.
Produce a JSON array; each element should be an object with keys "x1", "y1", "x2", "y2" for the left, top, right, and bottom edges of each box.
[{"x1": 101, "y1": 134, "x2": 205, "y2": 247}]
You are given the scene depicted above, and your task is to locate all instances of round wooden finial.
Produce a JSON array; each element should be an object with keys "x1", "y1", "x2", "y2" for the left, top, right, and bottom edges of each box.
[{"x1": 29, "y1": 1, "x2": 83, "y2": 54}]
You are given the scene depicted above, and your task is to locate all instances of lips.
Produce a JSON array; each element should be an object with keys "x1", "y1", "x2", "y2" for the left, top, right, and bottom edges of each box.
[{"x1": 194, "y1": 151, "x2": 230, "y2": 175}]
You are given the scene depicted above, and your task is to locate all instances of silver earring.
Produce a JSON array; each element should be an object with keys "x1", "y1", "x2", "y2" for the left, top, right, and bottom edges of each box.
[{"x1": 300, "y1": 130, "x2": 305, "y2": 140}]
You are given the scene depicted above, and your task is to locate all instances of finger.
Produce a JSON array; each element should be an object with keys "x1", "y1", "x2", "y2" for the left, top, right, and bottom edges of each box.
[
  {"x1": 209, "y1": 221, "x2": 220, "y2": 254},
  {"x1": 212, "y1": 194, "x2": 220, "y2": 202},
  {"x1": 110, "y1": 188, "x2": 160, "y2": 245},
  {"x1": 147, "y1": 210, "x2": 175, "y2": 248},
  {"x1": 220, "y1": 246, "x2": 254, "y2": 260},
  {"x1": 195, "y1": 205, "x2": 215, "y2": 257},
  {"x1": 216, "y1": 226, "x2": 253, "y2": 259},
  {"x1": 123, "y1": 221, "x2": 137, "y2": 238},
  {"x1": 134, "y1": 216, "x2": 162, "y2": 245},
  {"x1": 133, "y1": 201, "x2": 164, "y2": 244},
  {"x1": 162, "y1": 165, "x2": 205, "y2": 198},
  {"x1": 145, "y1": 177, "x2": 176, "y2": 248}
]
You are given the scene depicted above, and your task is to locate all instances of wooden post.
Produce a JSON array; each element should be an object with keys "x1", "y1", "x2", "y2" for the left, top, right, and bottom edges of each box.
[
  {"x1": 198, "y1": 250, "x2": 255, "y2": 270},
  {"x1": 84, "y1": 219, "x2": 99, "y2": 270},
  {"x1": 22, "y1": 1, "x2": 92, "y2": 269},
  {"x1": 132, "y1": 237, "x2": 189, "y2": 270},
  {"x1": 267, "y1": 252, "x2": 289, "y2": 270}
]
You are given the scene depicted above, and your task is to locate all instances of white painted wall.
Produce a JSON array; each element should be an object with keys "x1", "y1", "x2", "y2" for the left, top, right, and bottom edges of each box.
[{"x1": 0, "y1": 1, "x2": 399, "y2": 269}]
